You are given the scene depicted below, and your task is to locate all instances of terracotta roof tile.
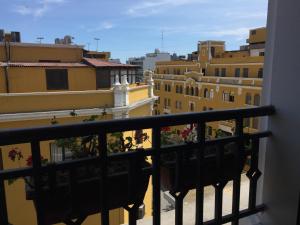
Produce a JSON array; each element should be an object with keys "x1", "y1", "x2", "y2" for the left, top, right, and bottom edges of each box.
[
  {"x1": 83, "y1": 58, "x2": 137, "y2": 68},
  {"x1": 0, "y1": 62, "x2": 88, "y2": 68}
]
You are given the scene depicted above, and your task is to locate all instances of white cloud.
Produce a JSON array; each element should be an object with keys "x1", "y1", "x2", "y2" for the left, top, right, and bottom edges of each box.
[
  {"x1": 225, "y1": 11, "x2": 267, "y2": 20},
  {"x1": 13, "y1": 0, "x2": 66, "y2": 17},
  {"x1": 126, "y1": 0, "x2": 206, "y2": 17},
  {"x1": 204, "y1": 27, "x2": 251, "y2": 40},
  {"x1": 86, "y1": 22, "x2": 115, "y2": 32}
]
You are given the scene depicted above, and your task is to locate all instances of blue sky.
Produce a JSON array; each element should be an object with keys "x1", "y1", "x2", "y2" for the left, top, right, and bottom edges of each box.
[{"x1": 0, "y1": 0, "x2": 268, "y2": 62}]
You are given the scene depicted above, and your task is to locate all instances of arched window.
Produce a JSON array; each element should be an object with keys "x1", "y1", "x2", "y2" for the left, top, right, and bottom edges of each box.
[
  {"x1": 204, "y1": 88, "x2": 209, "y2": 98},
  {"x1": 186, "y1": 86, "x2": 190, "y2": 95},
  {"x1": 190, "y1": 102, "x2": 195, "y2": 112},
  {"x1": 258, "y1": 68, "x2": 263, "y2": 78},
  {"x1": 195, "y1": 87, "x2": 199, "y2": 96},
  {"x1": 176, "y1": 85, "x2": 179, "y2": 93},
  {"x1": 190, "y1": 87, "x2": 194, "y2": 96},
  {"x1": 245, "y1": 93, "x2": 252, "y2": 105},
  {"x1": 179, "y1": 85, "x2": 183, "y2": 93},
  {"x1": 254, "y1": 94, "x2": 260, "y2": 106}
]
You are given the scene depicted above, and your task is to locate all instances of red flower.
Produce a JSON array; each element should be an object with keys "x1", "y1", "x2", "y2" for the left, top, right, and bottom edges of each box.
[
  {"x1": 181, "y1": 128, "x2": 192, "y2": 139},
  {"x1": 161, "y1": 127, "x2": 171, "y2": 132},
  {"x1": 26, "y1": 155, "x2": 47, "y2": 167},
  {"x1": 8, "y1": 148, "x2": 23, "y2": 161},
  {"x1": 26, "y1": 156, "x2": 33, "y2": 166}
]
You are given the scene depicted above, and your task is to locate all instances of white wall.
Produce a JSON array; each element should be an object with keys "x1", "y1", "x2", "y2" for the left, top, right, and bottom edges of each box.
[
  {"x1": 143, "y1": 53, "x2": 171, "y2": 71},
  {"x1": 260, "y1": 0, "x2": 300, "y2": 224}
]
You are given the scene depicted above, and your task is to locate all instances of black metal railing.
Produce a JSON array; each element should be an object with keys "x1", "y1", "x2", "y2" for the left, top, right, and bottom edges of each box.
[{"x1": 0, "y1": 105, "x2": 275, "y2": 225}]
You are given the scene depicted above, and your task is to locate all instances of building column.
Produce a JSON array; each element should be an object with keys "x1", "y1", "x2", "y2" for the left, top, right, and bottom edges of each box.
[
  {"x1": 113, "y1": 75, "x2": 123, "y2": 107},
  {"x1": 258, "y1": 0, "x2": 300, "y2": 225},
  {"x1": 147, "y1": 71, "x2": 154, "y2": 98},
  {"x1": 121, "y1": 75, "x2": 129, "y2": 106}
]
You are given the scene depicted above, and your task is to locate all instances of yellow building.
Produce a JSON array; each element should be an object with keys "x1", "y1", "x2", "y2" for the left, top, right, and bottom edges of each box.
[
  {"x1": 150, "y1": 27, "x2": 266, "y2": 136},
  {"x1": 0, "y1": 41, "x2": 157, "y2": 225}
]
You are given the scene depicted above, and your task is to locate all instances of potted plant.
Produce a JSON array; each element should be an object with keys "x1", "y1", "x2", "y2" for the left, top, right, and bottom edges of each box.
[
  {"x1": 8, "y1": 115, "x2": 151, "y2": 225},
  {"x1": 159, "y1": 125, "x2": 246, "y2": 193}
]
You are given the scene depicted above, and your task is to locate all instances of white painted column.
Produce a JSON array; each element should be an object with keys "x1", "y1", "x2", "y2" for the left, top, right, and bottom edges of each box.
[
  {"x1": 113, "y1": 75, "x2": 123, "y2": 107},
  {"x1": 258, "y1": 0, "x2": 300, "y2": 225},
  {"x1": 148, "y1": 71, "x2": 154, "y2": 98},
  {"x1": 121, "y1": 75, "x2": 129, "y2": 106}
]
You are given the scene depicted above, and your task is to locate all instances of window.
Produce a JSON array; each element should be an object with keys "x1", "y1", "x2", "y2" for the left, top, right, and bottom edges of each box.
[
  {"x1": 235, "y1": 68, "x2": 240, "y2": 77},
  {"x1": 154, "y1": 109, "x2": 160, "y2": 115},
  {"x1": 245, "y1": 93, "x2": 252, "y2": 105},
  {"x1": 190, "y1": 87, "x2": 194, "y2": 96},
  {"x1": 222, "y1": 91, "x2": 235, "y2": 102},
  {"x1": 179, "y1": 85, "x2": 183, "y2": 94},
  {"x1": 164, "y1": 98, "x2": 171, "y2": 107},
  {"x1": 186, "y1": 86, "x2": 190, "y2": 95},
  {"x1": 164, "y1": 84, "x2": 171, "y2": 92},
  {"x1": 243, "y1": 68, "x2": 249, "y2": 78},
  {"x1": 155, "y1": 82, "x2": 160, "y2": 90},
  {"x1": 189, "y1": 102, "x2": 195, "y2": 112},
  {"x1": 254, "y1": 94, "x2": 260, "y2": 106},
  {"x1": 46, "y1": 69, "x2": 68, "y2": 90},
  {"x1": 211, "y1": 47, "x2": 216, "y2": 58},
  {"x1": 221, "y1": 68, "x2": 226, "y2": 77},
  {"x1": 215, "y1": 68, "x2": 220, "y2": 76},
  {"x1": 259, "y1": 52, "x2": 265, "y2": 56},
  {"x1": 258, "y1": 68, "x2": 263, "y2": 78},
  {"x1": 195, "y1": 87, "x2": 199, "y2": 96},
  {"x1": 176, "y1": 85, "x2": 179, "y2": 93},
  {"x1": 204, "y1": 88, "x2": 209, "y2": 98},
  {"x1": 175, "y1": 101, "x2": 182, "y2": 109},
  {"x1": 50, "y1": 143, "x2": 72, "y2": 162},
  {"x1": 251, "y1": 30, "x2": 257, "y2": 35}
]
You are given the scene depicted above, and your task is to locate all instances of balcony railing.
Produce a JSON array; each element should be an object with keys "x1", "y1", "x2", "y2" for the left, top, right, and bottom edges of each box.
[{"x1": 0, "y1": 105, "x2": 275, "y2": 225}]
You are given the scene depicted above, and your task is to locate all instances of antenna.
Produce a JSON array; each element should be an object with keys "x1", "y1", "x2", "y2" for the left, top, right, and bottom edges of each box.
[
  {"x1": 161, "y1": 30, "x2": 164, "y2": 52},
  {"x1": 87, "y1": 42, "x2": 90, "y2": 51},
  {"x1": 94, "y1": 37, "x2": 100, "y2": 51},
  {"x1": 37, "y1": 37, "x2": 44, "y2": 44}
]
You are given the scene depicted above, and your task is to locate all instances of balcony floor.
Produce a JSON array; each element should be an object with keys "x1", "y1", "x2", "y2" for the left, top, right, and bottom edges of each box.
[{"x1": 129, "y1": 174, "x2": 262, "y2": 225}]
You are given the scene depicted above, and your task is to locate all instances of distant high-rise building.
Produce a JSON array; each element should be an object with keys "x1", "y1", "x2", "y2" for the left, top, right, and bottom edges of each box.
[
  {"x1": 127, "y1": 49, "x2": 171, "y2": 81},
  {"x1": 54, "y1": 35, "x2": 73, "y2": 45},
  {"x1": 11, "y1": 31, "x2": 21, "y2": 42},
  {"x1": 0, "y1": 30, "x2": 21, "y2": 42},
  {"x1": 0, "y1": 29, "x2": 4, "y2": 42}
]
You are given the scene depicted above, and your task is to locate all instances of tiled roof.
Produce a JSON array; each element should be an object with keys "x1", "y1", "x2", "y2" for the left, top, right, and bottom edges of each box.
[
  {"x1": 0, "y1": 62, "x2": 88, "y2": 67},
  {"x1": 83, "y1": 58, "x2": 138, "y2": 68}
]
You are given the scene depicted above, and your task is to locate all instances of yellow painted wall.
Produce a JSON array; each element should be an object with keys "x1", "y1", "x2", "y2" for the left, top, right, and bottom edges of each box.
[
  {"x1": 5, "y1": 67, "x2": 96, "y2": 93},
  {"x1": 249, "y1": 28, "x2": 266, "y2": 44},
  {"x1": 0, "y1": 91, "x2": 114, "y2": 113},
  {"x1": 0, "y1": 67, "x2": 7, "y2": 92},
  {"x1": 129, "y1": 86, "x2": 149, "y2": 104},
  {"x1": 9, "y1": 44, "x2": 83, "y2": 63},
  {"x1": 0, "y1": 44, "x2": 6, "y2": 61}
]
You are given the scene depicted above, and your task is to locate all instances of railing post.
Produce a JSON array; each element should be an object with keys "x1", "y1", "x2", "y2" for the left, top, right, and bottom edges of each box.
[
  {"x1": 0, "y1": 150, "x2": 9, "y2": 225},
  {"x1": 152, "y1": 127, "x2": 161, "y2": 225},
  {"x1": 195, "y1": 121, "x2": 205, "y2": 225},
  {"x1": 247, "y1": 138, "x2": 261, "y2": 210},
  {"x1": 31, "y1": 141, "x2": 46, "y2": 225},
  {"x1": 232, "y1": 117, "x2": 244, "y2": 225},
  {"x1": 98, "y1": 132, "x2": 109, "y2": 225}
]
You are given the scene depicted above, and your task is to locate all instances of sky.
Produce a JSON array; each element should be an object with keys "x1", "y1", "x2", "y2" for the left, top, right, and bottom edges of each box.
[{"x1": 0, "y1": 0, "x2": 268, "y2": 63}]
